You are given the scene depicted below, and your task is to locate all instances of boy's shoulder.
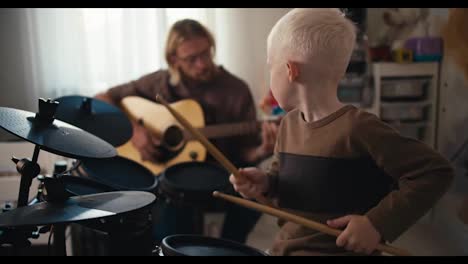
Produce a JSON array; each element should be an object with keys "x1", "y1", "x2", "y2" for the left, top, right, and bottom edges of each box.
[
  {"x1": 279, "y1": 105, "x2": 395, "y2": 134},
  {"x1": 279, "y1": 105, "x2": 379, "y2": 125},
  {"x1": 347, "y1": 106, "x2": 401, "y2": 140},
  {"x1": 332, "y1": 105, "x2": 387, "y2": 133},
  {"x1": 347, "y1": 106, "x2": 380, "y2": 126}
]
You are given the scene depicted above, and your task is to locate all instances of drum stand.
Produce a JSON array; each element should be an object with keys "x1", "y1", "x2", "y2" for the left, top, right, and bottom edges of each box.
[
  {"x1": 0, "y1": 146, "x2": 42, "y2": 255},
  {"x1": 0, "y1": 145, "x2": 68, "y2": 256}
]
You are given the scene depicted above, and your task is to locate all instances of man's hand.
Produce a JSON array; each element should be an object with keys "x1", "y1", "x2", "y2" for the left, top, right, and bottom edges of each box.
[
  {"x1": 258, "y1": 121, "x2": 278, "y2": 158},
  {"x1": 243, "y1": 121, "x2": 278, "y2": 164},
  {"x1": 326, "y1": 215, "x2": 381, "y2": 255},
  {"x1": 229, "y1": 167, "x2": 269, "y2": 200},
  {"x1": 131, "y1": 120, "x2": 163, "y2": 163}
]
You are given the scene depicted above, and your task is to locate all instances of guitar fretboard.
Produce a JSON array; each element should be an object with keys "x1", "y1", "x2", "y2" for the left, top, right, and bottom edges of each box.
[
  {"x1": 199, "y1": 121, "x2": 262, "y2": 139},
  {"x1": 182, "y1": 121, "x2": 265, "y2": 140}
]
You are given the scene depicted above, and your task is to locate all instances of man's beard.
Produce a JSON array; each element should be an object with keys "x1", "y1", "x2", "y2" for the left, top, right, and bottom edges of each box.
[{"x1": 181, "y1": 67, "x2": 217, "y2": 85}]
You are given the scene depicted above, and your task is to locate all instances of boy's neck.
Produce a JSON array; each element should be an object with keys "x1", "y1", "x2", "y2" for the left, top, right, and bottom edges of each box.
[{"x1": 298, "y1": 82, "x2": 345, "y2": 123}]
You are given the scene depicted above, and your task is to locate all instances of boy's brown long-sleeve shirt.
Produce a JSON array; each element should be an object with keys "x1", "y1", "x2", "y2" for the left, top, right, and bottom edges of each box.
[{"x1": 266, "y1": 105, "x2": 454, "y2": 256}]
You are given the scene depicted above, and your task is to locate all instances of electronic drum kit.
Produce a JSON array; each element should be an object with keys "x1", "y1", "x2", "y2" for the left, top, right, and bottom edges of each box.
[{"x1": 0, "y1": 96, "x2": 264, "y2": 256}]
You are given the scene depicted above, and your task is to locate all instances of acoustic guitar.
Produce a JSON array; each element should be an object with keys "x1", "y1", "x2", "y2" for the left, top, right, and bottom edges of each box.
[{"x1": 117, "y1": 96, "x2": 279, "y2": 175}]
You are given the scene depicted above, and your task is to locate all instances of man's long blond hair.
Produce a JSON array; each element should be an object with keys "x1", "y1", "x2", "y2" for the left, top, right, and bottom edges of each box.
[
  {"x1": 441, "y1": 8, "x2": 468, "y2": 80},
  {"x1": 165, "y1": 19, "x2": 216, "y2": 84}
]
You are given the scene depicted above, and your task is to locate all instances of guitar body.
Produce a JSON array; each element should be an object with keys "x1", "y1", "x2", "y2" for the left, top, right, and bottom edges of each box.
[{"x1": 117, "y1": 97, "x2": 207, "y2": 175}]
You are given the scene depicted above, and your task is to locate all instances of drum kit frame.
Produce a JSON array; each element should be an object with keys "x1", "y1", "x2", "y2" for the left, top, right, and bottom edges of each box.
[
  {"x1": 0, "y1": 96, "x2": 254, "y2": 257},
  {"x1": 0, "y1": 97, "x2": 157, "y2": 256}
]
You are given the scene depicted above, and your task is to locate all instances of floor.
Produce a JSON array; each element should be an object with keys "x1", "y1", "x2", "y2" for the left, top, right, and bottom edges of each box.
[{"x1": 246, "y1": 213, "x2": 278, "y2": 252}]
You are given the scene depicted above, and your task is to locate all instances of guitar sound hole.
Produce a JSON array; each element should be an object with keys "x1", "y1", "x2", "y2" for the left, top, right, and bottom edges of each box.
[
  {"x1": 164, "y1": 125, "x2": 184, "y2": 149},
  {"x1": 154, "y1": 125, "x2": 186, "y2": 163}
]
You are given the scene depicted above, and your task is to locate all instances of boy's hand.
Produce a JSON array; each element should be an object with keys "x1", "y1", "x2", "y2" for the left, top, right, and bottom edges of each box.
[
  {"x1": 326, "y1": 215, "x2": 381, "y2": 255},
  {"x1": 229, "y1": 167, "x2": 269, "y2": 200}
]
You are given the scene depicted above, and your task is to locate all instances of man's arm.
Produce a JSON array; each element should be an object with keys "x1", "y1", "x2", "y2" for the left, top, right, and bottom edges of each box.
[
  {"x1": 230, "y1": 83, "x2": 278, "y2": 165},
  {"x1": 94, "y1": 70, "x2": 164, "y2": 106},
  {"x1": 93, "y1": 71, "x2": 167, "y2": 163},
  {"x1": 242, "y1": 121, "x2": 278, "y2": 164},
  {"x1": 94, "y1": 80, "x2": 140, "y2": 107},
  {"x1": 95, "y1": 92, "x2": 117, "y2": 106}
]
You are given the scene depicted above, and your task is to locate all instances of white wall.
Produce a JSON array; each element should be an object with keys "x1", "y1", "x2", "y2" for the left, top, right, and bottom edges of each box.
[
  {"x1": 213, "y1": 8, "x2": 292, "y2": 111},
  {"x1": 0, "y1": 8, "x2": 291, "y2": 117},
  {"x1": 0, "y1": 8, "x2": 39, "y2": 112},
  {"x1": 0, "y1": 8, "x2": 292, "y2": 158}
]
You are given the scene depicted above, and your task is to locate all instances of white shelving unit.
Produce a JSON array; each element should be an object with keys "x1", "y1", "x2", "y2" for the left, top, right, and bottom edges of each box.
[
  {"x1": 370, "y1": 62, "x2": 440, "y2": 149},
  {"x1": 337, "y1": 34, "x2": 371, "y2": 107}
]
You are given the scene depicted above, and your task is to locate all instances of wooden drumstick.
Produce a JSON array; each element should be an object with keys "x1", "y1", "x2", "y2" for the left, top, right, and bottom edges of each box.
[
  {"x1": 213, "y1": 191, "x2": 412, "y2": 257},
  {"x1": 155, "y1": 94, "x2": 244, "y2": 181}
]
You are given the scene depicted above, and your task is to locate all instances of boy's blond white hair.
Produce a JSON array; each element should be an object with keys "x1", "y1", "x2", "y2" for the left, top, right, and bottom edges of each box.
[{"x1": 268, "y1": 8, "x2": 357, "y2": 79}]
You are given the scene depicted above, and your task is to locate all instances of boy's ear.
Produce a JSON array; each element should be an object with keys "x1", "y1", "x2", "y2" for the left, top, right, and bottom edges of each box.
[{"x1": 286, "y1": 61, "x2": 300, "y2": 82}]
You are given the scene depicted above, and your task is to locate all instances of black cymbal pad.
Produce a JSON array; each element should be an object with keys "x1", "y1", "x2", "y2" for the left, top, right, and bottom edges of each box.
[
  {"x1": 55, "y1": 96, "x2": 132, "y2": 147},
  {"x1": 0, "y1": 107, "x2": 117, "y2": 159},
  {"x1": 0, "y1": 191, "x2": 156, "y2": 228}
]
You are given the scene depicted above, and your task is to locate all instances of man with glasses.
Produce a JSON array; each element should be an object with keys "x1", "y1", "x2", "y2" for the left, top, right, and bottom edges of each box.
[{"x1": 95, "y1": 19, "x2": 277, "y2": 245}]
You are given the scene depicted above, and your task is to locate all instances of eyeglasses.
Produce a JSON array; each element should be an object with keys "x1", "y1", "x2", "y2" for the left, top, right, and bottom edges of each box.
[{"x1": 176, "y1": 49, "x2": 213, "y2": 65}]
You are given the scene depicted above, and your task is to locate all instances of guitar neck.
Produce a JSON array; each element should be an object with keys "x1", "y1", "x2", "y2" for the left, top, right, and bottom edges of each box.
[
  {"x1": 121, "y1": 96, "x2": 281, "y2": 141},
  {"x1": 185, "y1": 121, "x2": 262, "y2": 140}
]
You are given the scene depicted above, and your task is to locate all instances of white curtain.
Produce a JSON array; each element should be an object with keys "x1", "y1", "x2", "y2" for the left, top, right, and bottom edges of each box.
[
  {"x1": 8, "y1": 8, "x2": 291, "y2": 111},
  {"x1": 24, "y1": 8, "x2": 215, "y2": 98}
]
